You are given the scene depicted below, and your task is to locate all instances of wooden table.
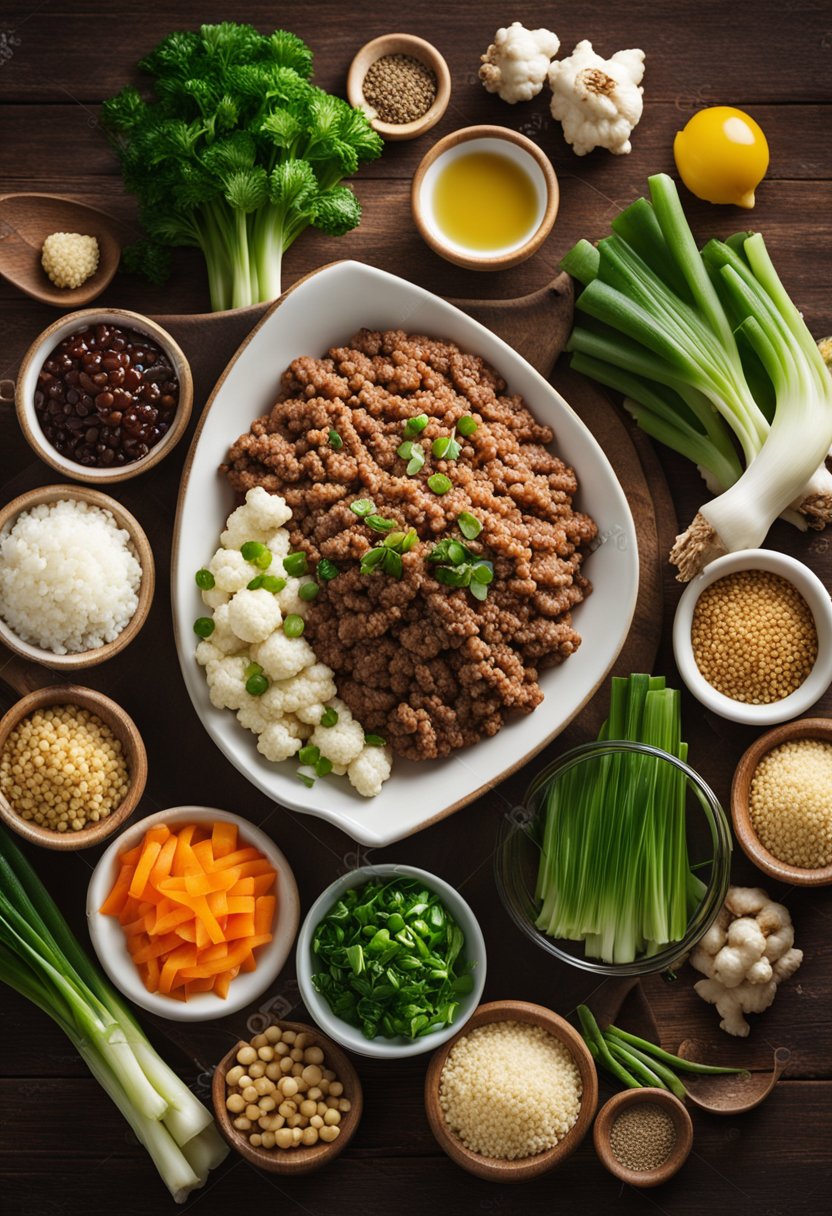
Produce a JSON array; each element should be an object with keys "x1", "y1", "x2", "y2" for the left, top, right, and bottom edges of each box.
[{"x1": 1, "y1": 2, "x2": 830, "y2": 1212}]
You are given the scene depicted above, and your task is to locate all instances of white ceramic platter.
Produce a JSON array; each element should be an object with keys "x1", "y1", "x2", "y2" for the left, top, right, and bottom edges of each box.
[{"x1": 172, "y1": 261, "x2": 639, "y2": 846}]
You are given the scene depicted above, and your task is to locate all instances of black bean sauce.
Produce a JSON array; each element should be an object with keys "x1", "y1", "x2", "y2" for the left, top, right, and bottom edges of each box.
[{"x1": 34, "y1": 323, "x2": 179, "y2": 468}]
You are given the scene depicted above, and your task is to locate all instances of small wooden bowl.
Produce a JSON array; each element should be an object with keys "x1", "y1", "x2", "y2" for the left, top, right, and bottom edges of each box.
[
  {"x1": 0, "y1": 484, "x2": 154, "y2": 670},
  {"x1": 412, "y1": 126, "x2": 559, "y2": 271},
  {"x1": 212, "y1": 1023, "x2": 363, "y2": 1174},
  {"x1": 424, "y1": 1000, "x2": 598, "y2": 1182},
  {"x1": 731, "y1": 717, "x2": 832, "y2": 886},
  {"x1": 0, "y1": 684, "x2": 147, "y2": 850},
  {"x1": 15, "y1": 308, "x2": 193, "y2": 485},
  {"x1": 593, "y1": 1088, "x2": 693, "y2": 1188},
  {"x1": 347, "y1": 34, "x2": 451, "y2": 141}
]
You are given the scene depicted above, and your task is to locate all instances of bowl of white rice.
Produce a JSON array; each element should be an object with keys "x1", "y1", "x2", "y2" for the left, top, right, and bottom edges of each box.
[{"x1": 0, "y1": 484, "x2": 154, "y2": 670}]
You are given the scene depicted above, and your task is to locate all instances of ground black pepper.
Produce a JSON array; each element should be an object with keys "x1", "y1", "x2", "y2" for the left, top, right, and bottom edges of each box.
[{"x1": 362, "y1": 53, "x2": 437, "y2": 125}]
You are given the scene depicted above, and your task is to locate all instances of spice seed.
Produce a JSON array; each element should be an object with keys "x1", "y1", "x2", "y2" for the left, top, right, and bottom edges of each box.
[
  {"x1": 362, "y1": 54, "x2": 437, "y2": 125},
  {"x1": 749, "y1": 738, "x2": 832, "y2": 869},
  {"x1": 609, "y1": 1102, "x2": 677, "y2": 1172},
  {"x1": 690, "y1": 570, "x2": 817, "y2": 704}
]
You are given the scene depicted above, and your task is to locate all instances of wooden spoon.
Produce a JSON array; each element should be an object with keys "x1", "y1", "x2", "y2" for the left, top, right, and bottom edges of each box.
[
  {"x1": 676, "y1": 1039, "x2": 790, "y2": 1115},
  {"x1": 0, "y1": 193, "x2": 122, "y2": 306}
]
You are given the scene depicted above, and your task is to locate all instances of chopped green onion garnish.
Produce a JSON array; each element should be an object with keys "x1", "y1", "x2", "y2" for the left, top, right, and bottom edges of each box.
[
  {"x1": 283, "y1": 614, "x2": 305, "y2": 637},
  {"x1": 247, "y1": 575, "x2": 264, "y2": 589},
  {"x1": 383, "y1": 550, "x2": 403, "y2": 578},
  {"x1": 360, "y1": 547, "x2": 387, "y2": 574},
  {"x1": 397, "y1": 440, "x2": 414, "y2": 459},
  {"x1": 366, "y1": 514, "x2": 397, "y2": 533},
  {"x1": 447, "y1": 541, "x2": 468, "y2": 566},
  {"x1": 241, "y1": 541, "x2": 272, "y2": 569},
  {"x1": 470, "y1": 581, "x2": 488, "y2": 602},
  {"x1": 431, "y1": 432, "x2": 460, "y2": 460},
  {"x1": 297, "y1": 771, "x2": 315, "y2": 789},
  {"x1": 364, "y1": 733, "x2": 387, "y2": 747},
  {"x1": 283, "y1": 552, "x2": 308, "y2": 577},
  {"x1": 298, "y1": 744, "x2": 321, "y2": 766},
  {"x1": 350, "y1": 499, "x2": 375, "y2": 517},
  {"x1": 245, "y1": 673, "x2": 269, "y2": 696},
  {"x1": 457, "y1": 512, "x2": 482, "y2": 540},
  {"x1": 315, "y1": 756, "x2": 333, "y2": 777},
  {"x1": 195, "y1": 568, "x2": 215, "y2": 590},
  {"x1": 328, "y1": 429, "x2": 343, "y2": 450},
  {"x1": 244, "y1": 661, "x2": 263, "y2": 679},
  {"x1": 193, "y1": 617, "x2": 215, "y2": 638},
  {"x1": 403, "y1": 413, "x2": 429, "y2": 436},
  {"x1": 320, "y1": 707, "x2": 339, "y2": 727},
  {"x1": 407, "y1": 447, "x2": 426, "y2": 476},
  {"x1": 427, "y1": 473, "x2": 452, "y2": 495},
  {"x1": 457, "y1": 415, "x2": 478, "y2": 437},
  {"x1": 471, "y1": 562, "x2": 493, "y2": 584},
  {"x1": 262, "y1": 575, "x2": 286, "y2": 593},
  {"x1": 298, "y1": 581, "x2": 320, "y2": 601},
  {"x1": 317, "y1": 558, "x2": 340, "y2": 581}
]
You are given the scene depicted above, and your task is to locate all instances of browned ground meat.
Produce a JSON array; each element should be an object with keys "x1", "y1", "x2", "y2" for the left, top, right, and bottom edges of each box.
[{"x1": 222, "y1": 329, "x2": 597, "y2": 761}]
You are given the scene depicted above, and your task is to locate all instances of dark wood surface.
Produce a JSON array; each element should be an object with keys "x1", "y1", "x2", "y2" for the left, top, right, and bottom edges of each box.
[{"x1": 1, "y1": 2, "x2": 830, "y2": 1213}]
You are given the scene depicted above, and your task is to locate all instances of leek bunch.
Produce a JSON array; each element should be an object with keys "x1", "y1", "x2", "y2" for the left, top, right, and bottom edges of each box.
[{"x1": 0, "y1": 826, "x2": 227, "y2": 1201}]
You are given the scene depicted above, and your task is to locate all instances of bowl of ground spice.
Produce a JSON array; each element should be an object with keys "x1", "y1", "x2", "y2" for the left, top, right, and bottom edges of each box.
[
  {"x1": 347, "y1": 34, "x2": 451, "y2": 141},
  {"x1": 673, "y1": 549, "x2": 832, "y2": 726},
  {"x1": 0, "y1": 684, "x2": 146, "y2": 850},
  {"x1": 593, "y1": 1088, "x2": 693, "y2": 1188},
  {"x1": 732, "y1": 717, "x2": 832, "y2": 886}
]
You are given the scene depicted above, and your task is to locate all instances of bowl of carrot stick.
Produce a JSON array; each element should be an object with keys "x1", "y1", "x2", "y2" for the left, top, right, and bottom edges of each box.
[{"x1": 86, "y1": 805, "x2": 300, "y2": 1021}]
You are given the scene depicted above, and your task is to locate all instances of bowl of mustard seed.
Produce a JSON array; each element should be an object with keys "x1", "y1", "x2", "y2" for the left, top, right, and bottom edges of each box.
[
  {"x1": 593, "y1": 1088, "x2": 693, "y2": 1188},
  {"x1": 347, "y1": 34, "x2": 451, "y2": 141}
]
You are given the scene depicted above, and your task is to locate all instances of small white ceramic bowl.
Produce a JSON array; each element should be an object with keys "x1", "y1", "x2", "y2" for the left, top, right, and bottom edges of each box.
[
  {"x1": 412, "y1": 126, "x2": 559, "y2": 271},
  {"x1": 87, "y1": 805, "x2": 300, "y2": 1022},
  {"x1": 673, "y1": 549, "x2": 832, "y2": 725},
  {"x1": 16, "y1": 307, "x2": 193, "y2": 485},
  {"x1": 296, "y1": 863, "x2": 486, "y2": 1059}
]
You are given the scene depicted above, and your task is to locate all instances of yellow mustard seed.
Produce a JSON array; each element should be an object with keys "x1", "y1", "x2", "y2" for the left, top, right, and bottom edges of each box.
[
  {"x1": 0, "y1": 705, "x2": 129, "y2": 832},
  {"x1": 749, "y1": 738, "x2": 832, "y2": 868},
  {"x1": 362, "y1": 53, "x2": 437, "y2": 125},
  {"x1": 690, "y1": 570, "x2": 817, "y2": 704}
]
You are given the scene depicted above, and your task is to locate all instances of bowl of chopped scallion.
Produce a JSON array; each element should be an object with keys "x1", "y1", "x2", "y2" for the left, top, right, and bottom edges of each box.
[
  {"x1": 296, "y1": 864, "x2": 486, "y2": 1058},
  {"x1": 495, "y1": 675, "x2": 732, "y2": 976}
]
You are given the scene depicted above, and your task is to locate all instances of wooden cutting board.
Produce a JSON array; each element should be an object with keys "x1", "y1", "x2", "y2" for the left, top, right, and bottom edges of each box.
[{"x1": 0, "y1": 272, "x2": 675, "y2": 707}]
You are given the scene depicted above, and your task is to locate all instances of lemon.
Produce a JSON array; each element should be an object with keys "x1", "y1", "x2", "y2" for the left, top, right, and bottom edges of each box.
[{"x1": 674, "y1": 106, "x2": 769, "y2": 209}]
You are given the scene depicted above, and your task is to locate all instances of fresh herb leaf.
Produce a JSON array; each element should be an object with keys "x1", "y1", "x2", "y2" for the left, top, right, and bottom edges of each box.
[
  {"x1": 457, "y1": 512, "x2": 482, "y2": 540},
  {"x1": 350, "y1": 498, "x2": 375, "y2": 517},
  {"x1": 317, "y1": 558, "x2": 340, "y2": 581},
  {"x1": 364, "y1": 733, "x2": 387, "y2": 747},
  {"x1": 327, "y1": 428, "x2": 343, "y2": 450},
  {"x1": 403, "y1": 413, "x2": 429, "y2": 436},
  {"x1": 365, "y1": 514, "x2": 397, "y2": 533}
]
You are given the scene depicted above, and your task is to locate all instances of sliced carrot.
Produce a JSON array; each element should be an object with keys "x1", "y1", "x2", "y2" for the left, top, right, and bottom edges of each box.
[
  {"x1": 228, "y1": 877, "x2": 255, "y2": 897},
  {"x1": 152, "y1": 904, "x2": 192, "y2": 935},
  {"x1": 254, "y1": 896, "x2": 276, "y2": 936},
  {"x1": 211, "y1": 847, "x2": 260, "y2": 871},
  {"x1": 211, "y1": 821, "x2": 237, "y2": 859},
  {"x1": 227, "y1": 896, "x2": 255, "y2": 916},
  {"x1": 99, "y1": 865, "x2": 132, "y2": 915},
  {"x1": 184, "y1": 867, "x2": 238, "y2": 898},
  {"x1": 130, "y1": 932, "x2": 184, "y2": 964},
  {"x1": 190, "y1": 839, "x2": 215, "y2": 870},
  {"x1": 149, "y1": 835, "x2": 177, "y2": 886},
  {"x1": 224, "y1": 913, "x2": 256, "y2": 941},
  {"x1": 207, "y1": 889, "x2": 229, "y2": 920},
  {"x1": 251, "y1": 872, "x2": 277, "y2": 897},
  {"x1": 159, "y1": 944, "x2": 198, "y2": 994},
  {"x1": 175, "y1": 920, "x2": 197, "y2": 944},
  {"x1": 234, "y1": 859, "x2": 278, "y2": 880},
  {"x1": 118, "y1": 843, "x2": 143, "y2": 867},
  {"x1": 128, "y1": 839, "x2": 162, "y2": 899},
  {"x1": 186, "y1": 977, "x2": 216, "y2": 994},
  {"x1": 145, "y1": 824, "x2": 171, "y2": 847},
  {"x1": 214, "y1": 970, "x2": 234, "y2": 999}
]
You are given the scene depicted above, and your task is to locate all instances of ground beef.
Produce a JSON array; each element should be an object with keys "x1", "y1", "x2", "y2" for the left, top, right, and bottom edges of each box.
[{"x1": 222, "y1": 329, "x2": 597, "y2": 761}]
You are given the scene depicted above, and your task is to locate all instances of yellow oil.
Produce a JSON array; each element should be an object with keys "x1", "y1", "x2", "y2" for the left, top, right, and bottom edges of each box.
[{"x1": 432, "y1": 150, "x2": 539, "y2": 251}]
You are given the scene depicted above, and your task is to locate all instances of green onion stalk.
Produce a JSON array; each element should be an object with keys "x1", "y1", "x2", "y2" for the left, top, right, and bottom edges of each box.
[
  {"x1": 0, "y1": 826, "x2": 227, "y2": 1201},
  {"x1": 562, "y1": 174, "x2": 832, "y2": 580}
]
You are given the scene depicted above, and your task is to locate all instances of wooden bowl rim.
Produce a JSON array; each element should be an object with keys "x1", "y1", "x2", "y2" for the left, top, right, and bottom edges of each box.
[
  {"x1": 14, "y1": 307, "x2": 193, "y2": 485},
  {"x1": 0, "y1": 483, "x2": 155, "y2": 670},
  {"x1": 346, "y1": 33, "x2": 451, "y2": 140},
  {"x1": 592, "y1": 1087, "x2": 693, "y2": 1188},
  {"x1": 731, "y1": 716, "x2": 832, "y2": 886},
  {"x1": 411, "y1": 125, "x2": 559, "y2": 270},
  {"x1": 424, "y1": 999, "x2": 598, "y2": 1182},
  {"x1": 0, "y1": 683, "x2": 147, "y2": 850},
  {"x1": 212, "y1": 1022, "x2": 363, "y2": 1174}
]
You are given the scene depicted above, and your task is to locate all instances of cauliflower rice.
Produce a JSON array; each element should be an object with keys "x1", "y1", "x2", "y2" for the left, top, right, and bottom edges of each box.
[{"x1": 0, "y1": 499, "x2": 141, "y2": 654}]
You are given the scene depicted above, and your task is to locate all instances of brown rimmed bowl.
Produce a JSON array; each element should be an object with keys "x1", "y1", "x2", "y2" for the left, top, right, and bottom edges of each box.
[
  {"x1": 424, "y1": 1000, "x2": 598, "y2": 1182},
  {"x1": 0, "y1": 684, "x2": 147, "y2": 850},
  {"x1": 0, "y1": 483, "x2": 155, "y2": 670},
  {"x1": 731, "y1": 716, "x2": 832, "y2": 886},
  {"x1": 347, "y1": 33, "x2": 451, "y2": 141},
  {"x1": 212, "y1": 1023, "x2": 363, "y2": 1174},
  {"x1": 412, "y1": 126, "x2": 559, "y2": 271},
  {"x1": 593, "y1": 1088, "x2": 693, "y2": 1188},
  {"x1": 15, "y1": 307, "x2": 193, "y2": 485}
]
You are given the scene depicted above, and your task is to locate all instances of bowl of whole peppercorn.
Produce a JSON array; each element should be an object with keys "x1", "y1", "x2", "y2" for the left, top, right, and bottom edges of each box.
[
  {"x1": 673, "y1": 549, "x2": 832, "y2": 726},
  {"x1": 15, "y1": 307, "x2": 193, "y2": 484},
  {"x1": 347, "y1": 34, "x2": 451, "y2": 141}
]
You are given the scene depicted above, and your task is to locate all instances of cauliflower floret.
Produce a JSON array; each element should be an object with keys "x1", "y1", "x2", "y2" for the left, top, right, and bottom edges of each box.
[
  {"x1": 195, "y1": 638, "x2": 224, "y2": 667},
  {"x1": 210, "y1": 603, "x2": 247, "y2": 655},
  {"x1": 41, "y1": 231, "x2": 99, "y2": 289},
  {"x1": 220, "y1": 488, "x2": 292, "y2": 548},
  {"x1": 236, "y1": 695, "x2": 272, "y2": 735},
  {"x1": 479, "y1": 22, "x2": 560, "y2": 103},
  {"x1": 549, "y1": 40, "x2": 645, "y2": 156},
  {"x1": 202, "y1": 586, "x2": 230, "y2": 610},
  {"x1": 261, "y1": 664, "x2": 337, "y2": 719},
  {"x1": 311, "y1": 712, "x2": 365, "y2": 767},
  {"x1": 348, "y1": 745, "x2": 392, "y2": 798},
  {"x1": 227, "y1": 588, "x2": 283, "y2": 644},
  {"x1": 256, "y1": 718, "x2": 304, "y2": 763},
  {"x1": 208, "y1": 547, "x2": 254, "y2": 593},
  {"x1": 277, "y1": 576, "x2": 316, "y2": 618},
  {"x1": 264, "y1": 530, "x2": 291, "y2": 560},
  {"x1": 206, "y1": 655, "x2": 249, "y2": 711},
  {"x1": 254, "y1": 630, "x2": 315, "y2": 681}
]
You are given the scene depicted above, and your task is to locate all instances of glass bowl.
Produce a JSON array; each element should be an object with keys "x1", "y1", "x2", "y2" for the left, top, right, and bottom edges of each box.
[{"x1": 495, "y1": 741, "x2": 732, "y2": 976}]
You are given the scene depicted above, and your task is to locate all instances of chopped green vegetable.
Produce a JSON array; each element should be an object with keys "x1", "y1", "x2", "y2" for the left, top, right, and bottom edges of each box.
[
  {"x1": 315, "y1": 756, "x2": 333, "y2": 777},
  {"x1": 320, "y1": 707, "x2": 338, "y2": 727},
  {"x1": 240, "y1": 541, "x2": 272, "y2": 569},
  {"x1": 403, "y1": 413, "x2": 429, "y2": 437},
  {"x1": 457, "y1": 512, "x2": 482, "y2": 540},
  {"x1": 311, "y1": 877, "x2": 474, "y2": 1040},
  {"x1": 317, "y1": 558, "x2": 340, "y2": 581},
  {"x1": 350, "y1": 499, "x2": 375, "y2": 517},
  {"x1": 283, "y1": 613, "x2": 305, "y2": 637},
  {"x1": 535, "y1": 675, "x2": 706, "y2": 964},
  {"x1": 298, "y1": 744, "x2": 321, "y2": 766},
  {"x1": 102, "y1": 24, "x2": 384, "y2": 311},
  {"x1": 297, "y1": 771, "x2": 316, "y2": 788},
  {"x1": 193, "y1": 616, "x2": 215, "y2": 638},
  {"x1": 0, "y1": 826, "x2": 228, "y2": 1201},
  {"x1": 365, "y1": 514, "x2": 397, "y2": 533},
  {"x1": 298, "y1": 581, "x2": 320, "y2": 601},
  {"x1": 195, "y1": 568, "x2": 215, "y2": 590},
  {"x1": 245, "y1": 672, "x2": 269, "y2": 696},
  {"x1": 432, "y1": 430, "x2": 461, "y2": 460},
  {"x1": 327, "y1": 428, "x2": 343, "y2": 450},
  {"x1": 248, "y1": 574, "x2": 286, "y2": 593},
  {"x1": 427, "y1": 540, "x2": 492, "y2": 603},
  {"x1": 283, "y1": 552, "x2": 308, "y2": 577},
  {"x1": 457, "y1": 415, "x2": 478, "y2": 437},
  {"x1": 427, "y1": 473, "x2": 452, "y2": 495},
  {"x1": 364, "y1": 734, "x2": 386, "y2": 747}
]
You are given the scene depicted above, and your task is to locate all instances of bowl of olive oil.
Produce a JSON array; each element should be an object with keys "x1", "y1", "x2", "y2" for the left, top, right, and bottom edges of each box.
[{"x1": 412, "y1": 126, "x2": 559, "y2": 270}]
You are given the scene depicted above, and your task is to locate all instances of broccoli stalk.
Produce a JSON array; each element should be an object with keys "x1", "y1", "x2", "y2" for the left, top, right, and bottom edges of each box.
[{"x1": 104, "y1": 23, "x2": 383, "y2": 311}]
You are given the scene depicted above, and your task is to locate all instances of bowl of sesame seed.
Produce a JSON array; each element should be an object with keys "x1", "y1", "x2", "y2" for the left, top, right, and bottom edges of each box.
[
  {"x1": 347, "y1": 34, "x2": 451, "y2": 141},
  {"x1": 672, "y1": 549, "x2": 832, "y2": 726},
  {"x1": 593, "y1": 1088, "x2": 693, "y2": 1188}
]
